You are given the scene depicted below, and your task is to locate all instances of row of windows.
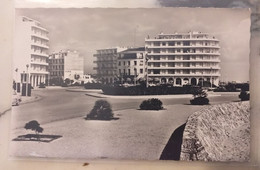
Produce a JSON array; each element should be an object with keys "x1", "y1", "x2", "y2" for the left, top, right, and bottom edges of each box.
[
  {"x1": 118, "y1": 60, "x2": 144, "y2": 66},
  {"x1": 148, "y1": 69, "x2": 218, "y2": 75},
  {"x1": 50, "y1": 71, "x2": 64, "y2": 76},
  {"x1": 148, "y1": 62, "x2": 218, "y2": 67},
  {"x1": 147, "y1": 48, "x2": 218, "y2": 54},
  {"x1": 48, "y1": 59, "x2": 64, "y2": 64},
  {"x1": 118, "y1": 68, "x2": 144, "y2": 75},
  {"x1": 49, "y1": 65, "x2": 64, "y2": 70},
  {"x1": 147, "y1": 41, "x2": 217, "y2": 47},
  {"x1": 148, "y1": 55, "x2": 219, "y2": 61}
]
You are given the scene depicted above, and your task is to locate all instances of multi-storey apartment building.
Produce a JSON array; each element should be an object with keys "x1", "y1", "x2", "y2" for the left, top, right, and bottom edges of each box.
[
  {"x1": 93, "y1": 47, "x2": 126, "y2": 84},
  {"x1": 48, "y1": 50, "x2": 84, "y2": 85},
  {"x1": 13, "y1": 16, "x2": 49, "y2": 87},
  {"x1": 145, "y1": 31, "x2": 221, "y2": 86},
  {"x1": 117, "y1": 47, "x2": 146, "y2": 83}
]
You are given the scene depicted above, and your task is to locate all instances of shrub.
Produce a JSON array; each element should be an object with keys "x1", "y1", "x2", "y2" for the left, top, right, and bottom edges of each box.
[
  {"x1": 190, "y1": 97, "x2": 209, "y2": 105},
  {"x1": 139, "y1": 98, "x2": 163, "y2": 110},
  {"x1": 239, "y1": 91, "x2": 250, "y2": 101},
  {"x1": 86, "y1": 100, "x2": 114, "y2": 120},
  {"x1": 24, "y1": 120, "x2": 44, "y2": 134},
  {"x1": 190, "y1": 88, "x2": 209, "y2": 105}
]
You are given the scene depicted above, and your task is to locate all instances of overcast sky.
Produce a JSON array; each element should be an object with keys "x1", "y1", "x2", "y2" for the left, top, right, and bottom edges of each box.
[{"x1": 16, "y1": 8, "x2": 250, "y2": 82}]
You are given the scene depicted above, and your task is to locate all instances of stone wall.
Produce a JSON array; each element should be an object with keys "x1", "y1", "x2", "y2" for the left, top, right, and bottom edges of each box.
[{"x1": 180, "y1": 101, "x2": 250, "y2": 162}]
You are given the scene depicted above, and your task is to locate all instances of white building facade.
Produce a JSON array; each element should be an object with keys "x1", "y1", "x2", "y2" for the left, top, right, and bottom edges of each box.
[
  {"x1": 13, "y1": 16, "x2": 49, "y2": 87},
  {"x1": 145, "y1": 32, "x2": 221, "y2": 86},
  {"x1": 117, "y1": 47, "x2": 146, "y2": 83}
]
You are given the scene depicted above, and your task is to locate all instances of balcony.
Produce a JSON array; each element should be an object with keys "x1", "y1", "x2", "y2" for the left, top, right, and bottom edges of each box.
[
  {"x1": 147, "y1": 52, "x2": 220, "y2": 56},
  {"x1": 30, "y1": 70, "x2": 49, "y2": 74},
  {"x1": 31, "y1": 33, "x2": 49, "y2": 41},
  {"x1": 31, "y1": 50, "x2": 49, "y2": 57},
  {"x1": 31, "y1": 42, "x2": 49, "y2": 49},
  {"x1": 31, "y1": 61, "x2": 49, "y2": 66},
  {"x1": 147, "y1": 73, "x2": 220, "y2": 77},
  {"x1": 147, "y1": 45, "x2": 220, "y2": 49}
]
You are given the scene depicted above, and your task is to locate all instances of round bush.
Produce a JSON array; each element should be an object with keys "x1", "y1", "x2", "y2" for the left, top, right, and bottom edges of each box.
[
  {"x1": 86, "y1": 100, "x2": 113, "y2": 120},
  {"x1": 139, "y1": 98, "x2": 163, "y2": 110},
  {"x1": 239, "y1": 91, "x2": 250, "y2": 101},
  {"x1": 190, "y1": 97, "x2": 209, "y2": 105}
]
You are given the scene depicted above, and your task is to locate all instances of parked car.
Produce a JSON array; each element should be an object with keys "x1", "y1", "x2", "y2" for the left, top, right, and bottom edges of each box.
[{"x1": 12, "y1": 90, "x2": 21, "y2": 106}]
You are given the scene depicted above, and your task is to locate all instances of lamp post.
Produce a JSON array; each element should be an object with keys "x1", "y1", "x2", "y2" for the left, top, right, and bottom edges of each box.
[
  {"x1": 201, "y1": 70, "x2": 203, "y2": 87},
  {"x1": 145, "y1": 54, "x2": 149, "y2": 88},
  {"x1": 210, "y1": 67, "x2": 213, "y2": 88},
  {"x1": 15, "y1": 68, "x2": 18, "y2": 91},
  {"x1": 26, "y1": 64, "x2": 29, "y2": 96}
]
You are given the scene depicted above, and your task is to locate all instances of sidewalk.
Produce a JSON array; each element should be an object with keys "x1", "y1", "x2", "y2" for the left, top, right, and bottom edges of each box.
[{"x1": 20, "y1": 93, "x2": 42, "y2": 105}]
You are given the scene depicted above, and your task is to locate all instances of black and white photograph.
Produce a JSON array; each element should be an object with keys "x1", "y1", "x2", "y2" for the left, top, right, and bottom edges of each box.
[{"x1": 10, "y1": 7, "x2": 251, "y2": 162}]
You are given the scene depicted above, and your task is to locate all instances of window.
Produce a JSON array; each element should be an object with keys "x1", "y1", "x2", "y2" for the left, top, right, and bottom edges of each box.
[
  {"x1": 154, "y1": 70, "x2": 160, "y2": 74},
  {"x1": 168, "y1": 42, "x2": 175, "y2": 46},
  {"x1": 140, "y1": 69, "x2": 143, "y2": 73},
  {"x1": 168, "y1": 69, "x2": 175, "y2": 74},
  {"x1": 134, "y1": 61, "x2": 137, "y2": 65},
  {"x1": 128, "y1": 69, "x2": 131, "y2": 75},
  {"x1": 162, "y1": 42, "x2": 166, "y2": 46},
  {"x1": 124, "y1": 61, "x2": 126, "y2": 66},
  {"x1": 183, "y1": 41, "x2": 190, "y2": 46},
  {"x1": 154, "y1": 42, "x2": 160, "y2": 46},
  {"x1": 119, "y1": 69, "x2": 121, "y2": 75},
  {"x1": 128, "y1": 61, "x2": 130, "y2": 65},
  {"x1": 154, "y1": 63, "x2": 160, "y2": 67},
  {"x1": 118, "y1": 61, "x2": 121, "y2": 66}
]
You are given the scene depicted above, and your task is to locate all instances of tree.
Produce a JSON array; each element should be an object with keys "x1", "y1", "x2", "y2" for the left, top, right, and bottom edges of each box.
[
  {"x1": 86, "y1": 100, "x2": 114, "y2": 120},
  {"x1": 24, "y1": 120, "x2": 44, "y2": 134}
]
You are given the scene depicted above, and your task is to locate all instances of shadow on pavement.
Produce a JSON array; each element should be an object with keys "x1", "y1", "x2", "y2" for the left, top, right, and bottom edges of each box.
[
  {"x1": 84, "y1": 117, "x2": 119, "y2": 121},
  {"x1": 159, "y1": 123, "x2": 186, "y2": 160},
  {"x1": 13, "y1": 134, "x2": 62, "y2": 143}
]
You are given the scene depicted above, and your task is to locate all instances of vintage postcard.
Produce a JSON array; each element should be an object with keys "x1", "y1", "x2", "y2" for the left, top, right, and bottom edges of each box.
[{"x1": 10, "y1": 7, "x2": 250, "y2": 161}]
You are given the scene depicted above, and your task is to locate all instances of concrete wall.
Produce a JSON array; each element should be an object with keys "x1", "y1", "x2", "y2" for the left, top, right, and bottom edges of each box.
[{"x1": 180, "y1": 101, "x2": 250, "y2": 162}]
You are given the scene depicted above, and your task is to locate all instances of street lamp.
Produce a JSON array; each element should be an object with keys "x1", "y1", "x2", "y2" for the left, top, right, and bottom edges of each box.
[
  {"x1": 26, "y1": 64, "x2": 29, "y2": 96},
  {"x1": 145, "y1": 54, "x2": 149, "y2": 88},
  {"x1": 210, "y1": 67, "x2": 213, "y2": 88}
]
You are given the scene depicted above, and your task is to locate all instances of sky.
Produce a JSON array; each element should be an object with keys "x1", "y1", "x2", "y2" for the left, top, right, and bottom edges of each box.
[{"x1": 15, "y1": 7, "x2": 251, "y2": 82}]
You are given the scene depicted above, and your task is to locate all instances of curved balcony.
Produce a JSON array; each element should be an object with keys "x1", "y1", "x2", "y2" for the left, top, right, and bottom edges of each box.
[
  {"x1": 31, "y1": 33, "x2": 49, "y2": 41},
  {"x1": 31, "y1": 61, "x2": 49, "y2": 66},
  {"x1": 31, "y1": 50, "x2": 49, "y2": 57},
  {"x1": 148, "y1": 59, "x2": 221, "y2": 63},
  {"x1": 147, "y1": 52, "x2": 221, "y2": 56},
  {"x1": 31, "y1": 42, "x2": 49, "y2": 49},
  {"x1": 146, "y1": 45, "x2": 220, "y2": 49}
]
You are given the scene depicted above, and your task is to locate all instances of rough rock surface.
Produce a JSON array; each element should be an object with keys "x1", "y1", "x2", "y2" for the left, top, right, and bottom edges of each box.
[{"x1": 180, "y1": 101, "x2": 250, "y2": 162}]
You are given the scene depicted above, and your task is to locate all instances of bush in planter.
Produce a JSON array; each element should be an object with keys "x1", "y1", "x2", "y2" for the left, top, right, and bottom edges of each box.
[
  {"x1": 86, "y1": 100, "x2": 114, "y2": 120},
  {"x1": 139, "y1": 98, "x2": 163, "y2": 110},
  {"x1": 239, "y1": 91, "x2": 250, "y2": 101},
  {"x1": 190, "y1": 88, "x2": 209, "y2": 105}
]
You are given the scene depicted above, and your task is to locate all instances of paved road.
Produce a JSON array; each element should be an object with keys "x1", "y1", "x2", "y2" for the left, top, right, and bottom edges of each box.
[
  {"x1": 10, "y1": 88, "x2": 241, "y2": 159},
  {"x1": 11, "y1": 88, "x2": 240, "y2": 129}
]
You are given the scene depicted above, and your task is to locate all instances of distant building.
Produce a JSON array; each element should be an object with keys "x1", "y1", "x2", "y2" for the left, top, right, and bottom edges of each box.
[
  {"x1": 93, "y1": 47, "x2": 127, "y2": 84},
  {"x1": 48, "y1": 50, "x2": 84, "y2": 85},
  {"x1": 145, "y1": 31, "x2": 221, "y2": 86},
  {"x1": 82, "y1": 74, "x2": 96, "y2": 83},
  {"x1": 117, "y1": 47, "x2": 146, "y2": 84},
  {"x1": 13, "y1": 16, "x2": 49, "y2": 87}
]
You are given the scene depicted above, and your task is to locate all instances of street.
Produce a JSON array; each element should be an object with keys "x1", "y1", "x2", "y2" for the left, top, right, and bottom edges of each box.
[{"x1": 10, "y1": 87, "x2": 240, "y2": 160}]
